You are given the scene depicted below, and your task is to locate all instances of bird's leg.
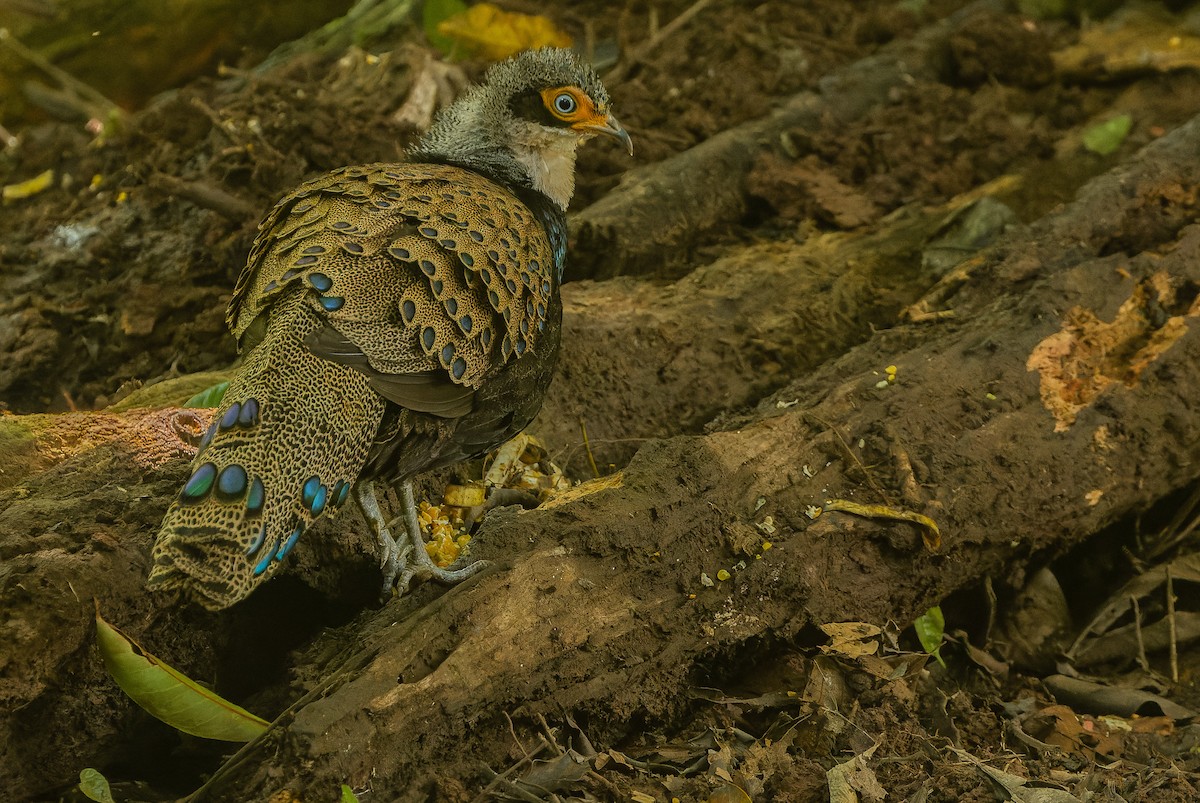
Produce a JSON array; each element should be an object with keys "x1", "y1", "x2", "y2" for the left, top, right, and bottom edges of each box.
[
  {"x1": 353, "y1": 481, "x2": 409, "y2": 595},
  {"x1": 391, "y1": 480, "x2": 490, "y2": 594}
]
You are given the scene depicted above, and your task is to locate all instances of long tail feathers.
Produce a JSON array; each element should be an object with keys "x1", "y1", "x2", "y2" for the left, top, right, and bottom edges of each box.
[{"x1": 148, "y1": 304, "x2": 385, "y2": 610}]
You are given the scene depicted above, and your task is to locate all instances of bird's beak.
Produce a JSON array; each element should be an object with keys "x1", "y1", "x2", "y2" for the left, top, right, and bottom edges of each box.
[{"x1": 578, "y1": 113, "x2": 634, "y2": 156}]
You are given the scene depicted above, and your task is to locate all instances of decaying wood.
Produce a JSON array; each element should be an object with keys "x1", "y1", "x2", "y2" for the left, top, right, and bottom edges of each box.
[
  {"x1": 2, "y1": 95, "x2": 1197, "y2": 797},
  {"x1": 568, "y1": 0, "x2": 1006, "y2": 280}
]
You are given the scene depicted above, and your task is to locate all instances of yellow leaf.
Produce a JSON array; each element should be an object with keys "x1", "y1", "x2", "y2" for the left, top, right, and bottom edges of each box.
[
  {"x1": 96, "y1": 604, "x2": 269, "y2": 741},
  {"x1": 437, "y1": 3, "x2": 571, "y2": 61}
]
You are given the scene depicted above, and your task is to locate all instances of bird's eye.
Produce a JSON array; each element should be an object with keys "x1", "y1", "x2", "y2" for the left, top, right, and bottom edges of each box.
[{"x1": 553, "y1": 93, "x2": 577, "y2": 115}]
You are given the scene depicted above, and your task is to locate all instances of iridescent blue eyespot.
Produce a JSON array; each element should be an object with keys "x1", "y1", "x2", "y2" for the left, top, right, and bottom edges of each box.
[
  {"x1": 238, "y1": 398, "x2": 259, "y2": 427},
  {"x1": 459, "y1": 315, "x2": 472, "y2": 333},
  {"x1": 422, "y1": 327, "x2": 436, "y2": 350},
  {"x1": 216, "y1": 464, "x2": 248, "y2": 500},
  {"x1": 310, "y1": 485, "x2": 328, "y2": 516},
  {"x1": 343, "y1": 242, "x2": 364, "y2": 254},
  {"x1": 451, "y1": 358, "x2": 467, "y2": 379},
  {"x1": 246, "y1": 524, "x2": 267, "y2": 555},
  {"x1": 445, "y1": 298, "x2": 458, "y2": 315},
  {"x1": 294, "y1": 255, "x2": 319, "y2": 266},
  {"x1": 277, "y1": 526, "x2": 303, "y2": 560},
  {"x1": 402, "y1": 300, "x2": 416, "y2": 322},
  {"x1": 440, "y1": 239, "x2": 456, "y2": 249},
  {"x1": 420, "y1": 260, "x2": 436, "y2": 276},
  {"x1": 181, "y1": 463, "x2": 217, "y2": 501},
  {"x1": 221, "y1": 403, "x2": 241, "y2": 430},
  {"x1": 460, "y1": 252, "x2": 474, "y2": 267},
  {"x1": 198, "y1": 421, "x2": 217, "y2": 450},
  {"x1": 480, "y1": 269, "x2": 492, "y2": 284},
  {"x1": 302, "y1": 245, "x2": 325, "y2": 255},
  {"x1": 488, "y1": 290, "x2": 500, "y2": 308},
  {"x1": 253, "y1": 544, "x2": 274, "y2": 575},
  {"x1": 468, "y1": 230, "x2": 484, "y2": 242},
  {"x1": 336, "y1": 481, "x2": 350, "y2": 507},
  {"x1": 281, "y1": 269, "x2": 299, "y2": 282},
  {"x1": 419, "y1": 227, "x2": 437, "y2": 238},
  {"x1": 515, "y1": 337, "x2": 527, "y2": 355},
  {"x1": 302, "y1": 476, "x2": 321, "y2": 508},
  {"x1": 308, "y1": 273, "x2": 332, "y2": 292},
  {"x1": 331, "y1": 221, "x2": 351, "y2": 229},
  {"x1": 247, "y1": 477, "x2": 265, "y2": 515},
  {"x1": 505, "y1": 279, "x2": 518, "y2": 293},
  {"x1": 432, "y1": 280, "x2": 444, "y2": 295},
  {"x1": 441, "y1": 344, "x2": 454, "y2": 365},
  {"x1": 319, "y1": 296, "x2": 345, "y2": 312}
]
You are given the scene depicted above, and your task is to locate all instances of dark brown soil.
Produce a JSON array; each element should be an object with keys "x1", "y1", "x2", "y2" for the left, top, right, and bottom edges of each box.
[{"x1": 3, "y1": 1, "x2": 1200, "y2": 801}]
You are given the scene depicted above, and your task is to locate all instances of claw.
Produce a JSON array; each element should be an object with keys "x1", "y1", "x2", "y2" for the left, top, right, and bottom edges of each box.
[{"x1": 354, "y1": 480, "x2": 488, "y2": 600}]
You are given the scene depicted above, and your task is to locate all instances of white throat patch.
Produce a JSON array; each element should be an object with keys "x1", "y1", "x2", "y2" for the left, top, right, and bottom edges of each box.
[{"x1": 511, "y1": 123, "x2": 583, "y2": 211}]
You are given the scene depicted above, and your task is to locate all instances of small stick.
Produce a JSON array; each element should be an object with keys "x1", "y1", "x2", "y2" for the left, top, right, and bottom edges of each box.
[
  {"x1": 1131, "y1": 594, "x2": 1150, "y2": 673},
  {"x1": 579, "y1": 417, "x2": 601, "y2": 478},
  {"x1": 0, "y1": 27, "x2": 122, "y2": 117},
  {"x1": 1167, "y1": 566, "x2": 1178, "y2": 682},
  {"x1": 605, "y1": 0, "x2": 715, "y2": 84}
]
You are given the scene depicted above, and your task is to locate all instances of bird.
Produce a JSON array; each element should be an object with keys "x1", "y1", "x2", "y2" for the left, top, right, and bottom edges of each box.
[{"x1": 147, "y1": 47, "x2": 632, "y2": 610}]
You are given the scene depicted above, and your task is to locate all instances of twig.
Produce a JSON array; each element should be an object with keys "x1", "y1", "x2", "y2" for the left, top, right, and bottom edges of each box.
[
  {"x1": 805, "y1": 412, "x2": 890, "y2": 503},
  {"x1": 1167, "y1": 566, "x2": 1178, "y2": 683},
  {"x1": 147, "y1": 172, "x2": 258, "y2": 221},
  {"x1": 579, "y1": 417, "x2": 601, "y2": 478},
  {"x1": 1131, "y1": 594, "x2": 1150, "y2": 673},
  {"x1": 604, "y1": 0, "x2": 716, "y2": 84},
  {"x1": 0, "y1": 27, "x2": 123, "y2": 122}
]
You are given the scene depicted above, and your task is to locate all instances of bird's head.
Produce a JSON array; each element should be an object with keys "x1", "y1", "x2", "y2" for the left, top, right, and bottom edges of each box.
[{"x1": 410, "y1": 47, "x2": 632, "y2": 211}]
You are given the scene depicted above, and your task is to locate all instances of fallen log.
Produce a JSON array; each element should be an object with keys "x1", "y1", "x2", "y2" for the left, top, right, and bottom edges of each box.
[{"x1": 1, "y1": 100, "x2": 1196, "y2": 799}]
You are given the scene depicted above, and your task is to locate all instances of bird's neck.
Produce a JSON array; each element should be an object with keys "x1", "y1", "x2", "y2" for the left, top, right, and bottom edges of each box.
[
  {"x1": 509, "y1": 128, "x2": 580, "y2": 212},
  {"x1": 410, "y1": 98, "x2": 580, "y2": 211}
]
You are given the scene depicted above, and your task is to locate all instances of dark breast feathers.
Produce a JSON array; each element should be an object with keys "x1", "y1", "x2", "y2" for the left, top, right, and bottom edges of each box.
[{"x1": 148, "y1": 162, "x2": 564, "y2": 608}]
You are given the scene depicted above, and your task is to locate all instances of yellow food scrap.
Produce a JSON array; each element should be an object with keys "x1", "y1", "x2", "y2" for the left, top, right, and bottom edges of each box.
[
  {"x1": 418, "y1": 501, "x2": 472, "y2": 567},
  {"x1": 716, "y1": 569, "x2": 731, "y2": 581},
  {"x1": 3, "y1": 168, "x2": 54, "y2": 202}
]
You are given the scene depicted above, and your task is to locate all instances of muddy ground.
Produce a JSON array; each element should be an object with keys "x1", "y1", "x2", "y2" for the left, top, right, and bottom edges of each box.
[{"x1": 2, "y1": 0, "x2": 1200, "y2": 801}]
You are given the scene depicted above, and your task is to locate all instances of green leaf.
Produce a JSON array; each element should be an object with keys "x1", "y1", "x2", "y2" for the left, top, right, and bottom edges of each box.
[
  {"x1": 914, "y1": 606, "x2": 946, "y2": 668},
  {"x1": 341, "y1": 784, "x2": 361, "y2": 803},
  {"x1": 183, "y1": 380, "x2": 229, "y2": 409},
  {"x1": 79, "y1": 768, "x2": 116, "y2": 803},
  {"x1": 95, "y1": 605, "x2": 269, "y2": 741},
  {"x1": 1082, "y1": 114, "x2": 1133, "y2": 156},
  {"x1": 423, "y1": 0, "x2": 468, "y2": 56}
]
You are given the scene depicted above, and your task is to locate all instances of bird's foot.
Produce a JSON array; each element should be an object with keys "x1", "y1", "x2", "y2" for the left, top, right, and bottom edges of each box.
[
  {"x1": 388, "y1": 481, "x2": 489, "y2": 596},
  {"x1": 374, "y1": 524, "x2": 412, "y2": 596},
  {"x1": 356, "y1": 480, "x2": 487, "y2": 601},
  {"x1": 389, "y1": 515, "x2": 490, "y2": 596}
]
